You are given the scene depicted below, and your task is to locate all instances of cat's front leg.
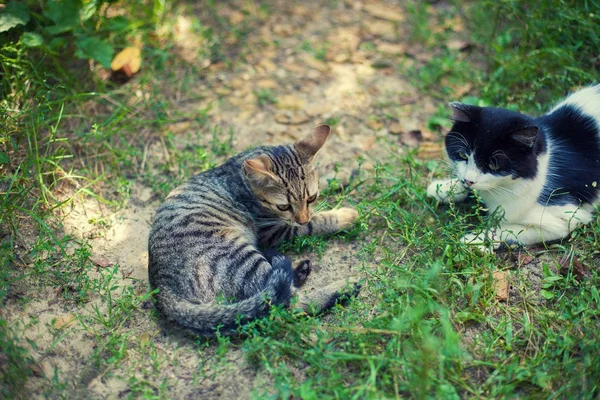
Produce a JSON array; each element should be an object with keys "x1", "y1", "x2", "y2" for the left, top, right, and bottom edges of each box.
[
  {"x1": 257, "y1": 207, "x2": 358, "y2": 248},
  {"x1": 462, "y1": 222, "x2": 567, "y2": 252},
  {"x1": 460, "y1": 231, "x2": 497, "y2": 253},
  {"x1": 300, "y1": 207, "x2": 359, "y2": 236},
  {"x1": 427, "y1": 179, "x2": 468, "y2": 203},
  {"x1": 461, "y1": 225, "x2": 531, "y2": 253}
]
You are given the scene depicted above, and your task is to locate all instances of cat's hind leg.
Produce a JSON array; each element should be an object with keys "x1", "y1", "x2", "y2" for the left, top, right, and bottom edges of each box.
[{"x1": 427, "y1": 178, "x2": 468, "y2": 203}]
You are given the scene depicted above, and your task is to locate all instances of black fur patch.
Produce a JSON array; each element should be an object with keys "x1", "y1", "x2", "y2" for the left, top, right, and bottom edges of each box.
[
  {"x1": 293, "y1": 260, "x2": 312, "y2": 288},
  {"x1": 536, "y1": 105, "x2": 600, "y2": 206},
  {"x1": 446, "y1": 105, "x2": 543, "y2": 179}
]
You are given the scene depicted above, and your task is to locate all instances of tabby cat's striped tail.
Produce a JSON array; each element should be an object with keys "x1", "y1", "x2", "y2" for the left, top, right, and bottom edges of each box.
[{"x1": 156, "y1": 258, "x2": 294, "y2": 336}]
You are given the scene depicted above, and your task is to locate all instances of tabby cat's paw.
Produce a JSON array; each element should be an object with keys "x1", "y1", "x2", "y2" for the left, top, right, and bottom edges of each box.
[{"x1": 336, "y1": 207, "x2": 359, "y2": 229}]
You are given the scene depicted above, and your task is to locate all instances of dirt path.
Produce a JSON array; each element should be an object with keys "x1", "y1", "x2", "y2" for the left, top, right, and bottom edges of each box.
[{"x1": 15, "y1": 1, "x2": 448, "y2": 398}]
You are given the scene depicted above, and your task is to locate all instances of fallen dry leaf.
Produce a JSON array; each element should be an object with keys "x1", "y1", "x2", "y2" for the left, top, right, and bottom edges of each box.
[
  {"x1": 53, "y1": 314, "x2": 78, "y2": 330},
  {"x1": 417, "y1": 141, "x2": 444, "y2": 159},
  {"x1": 258, "y1": 58, "x2": 277, "y2": 73},
  {"x1": 371, "y1": 59, "x2": 394, "y2": 69},
  {"x1": 376, "y1": 42, "x2": 407, "y2": 55},
  {"x1": 111, "y1": 47, "x2": 142, "y2": 77},
  {"x1": 363, "y1": 20, "x2": 396, "y2": 38},
  {"x1": 274, "y1": 111, "x2": 310, "y2": 125},
  {"x1": 229, "y1": 10, "x2": 245, "y2": 25},
  {"x1": 91, "y1": 256, "x2": 113, "y2": 268},
  {"x1": 361, "y1": 136, "x2": 377, "y2": 151},
  {"x1": 363, "y1": 4, "x2": 405, "y2": 22},
  {"x1": 300, "y1": 54, "x2": 330, "y2": 73},
  {"x1": 275, "y1": 95, "x2": 305, "y2": 111},
  {"x1": 256, "y1": 79, "x2": 278, "y2": 89},
  {"x1": 516, "y1": 253, "x2": 534, "y2": 266},
  {"x1": 399, "y1": 130, "x2": 423, "y2": 148},
  {"x1": 446, "y1": 39, "x2": 474, "y2": 52},
  {"x1": 559, "y1": 255, "x2": 591, "y2": 279},
  {"x1": 388, "y1": 121, "x2": 403, "y2": 134},
  {"x1": 367, "y1": 118, "x2": 384, "y2": 131},
  {"x1": 492, "y1": 271, "x2": 509, "y2": 300}
]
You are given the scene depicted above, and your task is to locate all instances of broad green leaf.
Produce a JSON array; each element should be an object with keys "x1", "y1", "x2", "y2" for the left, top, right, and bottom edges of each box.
[
  {"x1": 0, "y1": 152, "x2": 10, "y2": 164},
  {"x1": 20, "y1": 32, "x2": 44, "y2": 47},
  {"x1": 0, "y1": 2, "x2": 30, "y2": 33},
  {"x1": 43, "y1": 0, "x2": 81, "y2": 35},
  {"x1": 48, "y1": 37, "x2": 67, "y2": 52},
  {"x1": 79, "y1": 0, "x2": 98, "y2": 22},
  {"x1": 540, "y1": 290, "x2": 555, "y2": 300},
  {"x1": 105, "y1": 16, "x2": 129, "y2": 33},
  {"x1": 75, "y1": 36, "x2": 114, "y2": 68}
]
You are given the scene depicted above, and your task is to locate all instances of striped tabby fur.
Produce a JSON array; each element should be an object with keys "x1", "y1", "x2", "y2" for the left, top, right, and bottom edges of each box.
[{"x1": 148, "y1": 125, "x2": 359, "y2": 335}]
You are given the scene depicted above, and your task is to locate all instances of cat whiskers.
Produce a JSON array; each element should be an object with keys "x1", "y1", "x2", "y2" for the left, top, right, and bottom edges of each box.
[
  {"x1": 486, "y1": 185, "x2": 519, "y2": 201},
  {"x1": 491, "y1": 150, "x2": 512, "y2": 162},
  {"x1": 448, "y1": 132, "x2": 471, "y2": 151}
]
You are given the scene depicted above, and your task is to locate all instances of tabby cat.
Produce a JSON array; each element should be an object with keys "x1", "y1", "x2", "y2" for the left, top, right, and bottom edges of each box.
[
  {"x1": 148, "y1": 125, "x2": 360, "y2": 335},
  {"x1": 427, "y1": 84, "x2": 600, "y2": 251}
]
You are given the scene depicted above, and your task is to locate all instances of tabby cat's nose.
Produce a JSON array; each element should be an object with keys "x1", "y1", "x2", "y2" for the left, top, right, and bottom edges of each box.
[{"x1": 295, "y1": 215, "x2": 310, "y2": 225}]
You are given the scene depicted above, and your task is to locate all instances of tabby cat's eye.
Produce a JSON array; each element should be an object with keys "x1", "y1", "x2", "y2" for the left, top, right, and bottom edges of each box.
[
  {"x1": 307, "y1": 194, "x2": 317, "y2": 204},
  {"x1": 458, "y1": 151, "x2": 468, "y2": 160},
  {"x1": 276, "y1": 204, "x2": 292, "y2": 212}
]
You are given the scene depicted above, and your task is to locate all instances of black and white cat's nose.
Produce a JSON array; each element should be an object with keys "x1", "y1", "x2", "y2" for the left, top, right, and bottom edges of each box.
[{"x1": 462, "y1": 179, "x2": 475, "y2": 187}]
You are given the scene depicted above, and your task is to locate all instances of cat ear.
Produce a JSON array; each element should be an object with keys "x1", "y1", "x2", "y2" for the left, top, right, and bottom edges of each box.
[
  {"x1": 243, "y1": 155, "x2": 278, "y2": 182},
  {"x1": 449, "y1": 102, "x2": 473, "y2": 123},
  {"x1": 512, "y1": 126, "x2": 539, "y2": 147},
  {"x1": 294, "y1": 125, "x2": 331, "y2": 162}
]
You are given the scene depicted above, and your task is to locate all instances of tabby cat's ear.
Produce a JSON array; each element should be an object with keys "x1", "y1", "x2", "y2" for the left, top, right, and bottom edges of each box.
[
  {"x1": 511, "y1": 126, "x2": 539, "y2": 148},
  {"x1": 294, "y1": 125, "x2": 331, "y2": 162},
  {"x1": 243, "y1": 155, "x2": 278, "y2": 182},
  {"x1": 449, "y1": 102, "x2": 473, "y2": 123}
]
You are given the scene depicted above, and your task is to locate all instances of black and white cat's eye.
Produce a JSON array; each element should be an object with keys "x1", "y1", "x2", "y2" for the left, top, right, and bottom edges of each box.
[
  {"x1": 277, "y1": 204, "x2": 292, "y2": 212},
  {"x1": 488, "y1": 162, "x2": 498, "y2": 171},
  {"x1": 458, "y1": 151, "x2": 469, "y2": 160},
  {"x1": 307, "y1": 194, "x2": 317, "y2": 204}
]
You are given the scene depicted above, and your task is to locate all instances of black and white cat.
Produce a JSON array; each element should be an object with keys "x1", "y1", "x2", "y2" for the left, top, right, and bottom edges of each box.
[{"x1": 427, "y1": 84, "x2": 600, "y2": 251}]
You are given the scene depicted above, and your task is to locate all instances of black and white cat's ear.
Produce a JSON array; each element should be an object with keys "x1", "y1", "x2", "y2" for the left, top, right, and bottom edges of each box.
[
  {"x1": 244, "y1": 155, "x2": 279, "y2": 182},
  {"x1": 511, "y1": 126, "x2": 539, "y2": 147},
  {"x1": 294, "y1": 125, "x2": 331, "y2": 162},
  {"x1": 448, "y1": 102, "x2": 473, "y2": 123}
]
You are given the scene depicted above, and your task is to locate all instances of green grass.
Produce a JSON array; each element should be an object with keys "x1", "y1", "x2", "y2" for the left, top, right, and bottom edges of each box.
[{"x1": 1, "y1": 0, "x2": 600, "y2": 398}]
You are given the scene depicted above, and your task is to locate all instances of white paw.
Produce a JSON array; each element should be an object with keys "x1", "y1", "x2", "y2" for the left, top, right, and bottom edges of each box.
[
  {"x1": 336, "y1": 207, "x2": 359, "y2": 229},
  {"x1": 461, "y1": 232, "x2": 496, "y2": 254},
  {"x1": 427, "y1": 179, "x2": 467, "y2": 203}
]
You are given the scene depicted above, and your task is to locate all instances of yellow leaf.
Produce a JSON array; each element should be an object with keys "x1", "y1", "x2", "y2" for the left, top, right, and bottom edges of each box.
[
  {"x1": 53, "y1": 314, "x2": 78, "y2": 330},
  {"x1": 111, "y1": 47, "x2": 142, "y2": 77}
]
